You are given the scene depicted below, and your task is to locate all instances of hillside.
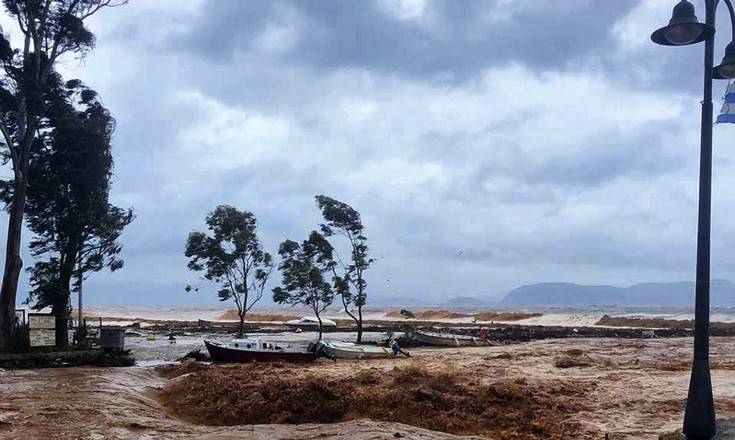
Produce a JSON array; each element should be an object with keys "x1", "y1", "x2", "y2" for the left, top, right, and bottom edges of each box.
[{"x1": 499, "y1": 280, "x2": 735, "y2": 307}]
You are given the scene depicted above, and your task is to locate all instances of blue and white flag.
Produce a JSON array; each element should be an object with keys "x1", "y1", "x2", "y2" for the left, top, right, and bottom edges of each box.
[{"x1": 717, "y1": 81, "x2": 735, "y2": 124}]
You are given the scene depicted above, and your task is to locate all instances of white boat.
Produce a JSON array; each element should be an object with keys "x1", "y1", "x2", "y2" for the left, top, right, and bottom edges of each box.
[
  {"x1": 414, "y1": 329, "x2": 490, "y2": 347},
  {"x1": 316, "y1": 340, "x2": 394, "y2": 359},
  {"x1": 285, "y1": 316, "x2": 337, "y2": 327}
]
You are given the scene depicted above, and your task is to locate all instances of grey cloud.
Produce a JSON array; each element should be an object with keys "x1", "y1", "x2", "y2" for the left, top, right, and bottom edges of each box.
[
  {"x1": 522, "y1": 123, "x2": 687, "y2": 187},
  {"x1": 171, "y1": 0, "x2": 638, "y2": 82}
]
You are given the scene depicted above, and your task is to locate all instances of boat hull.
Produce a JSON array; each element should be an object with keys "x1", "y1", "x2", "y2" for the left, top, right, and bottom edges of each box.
[
  {"x1": 320, "y1": 342, "x2": 393, "y2": 359},
  {"x1": 414, "y1": 331, "x2": 490, "y2": 347},
  {"x1": 204, "y1": 340, "x2": 317, "y2": 363}
]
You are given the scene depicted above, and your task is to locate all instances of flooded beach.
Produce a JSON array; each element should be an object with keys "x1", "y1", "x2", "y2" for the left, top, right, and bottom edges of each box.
[
  {"x1": 0, "y1": 306, "x2": 721, "y2": 438},
  {"x1": 3, "y1": 335, "x2": 735, "y2": 439}
]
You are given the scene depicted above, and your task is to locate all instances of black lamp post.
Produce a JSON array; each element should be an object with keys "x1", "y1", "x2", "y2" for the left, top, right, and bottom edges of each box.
[{"x1": 651, "y1": 1, "x2": 735, "y2": 438}]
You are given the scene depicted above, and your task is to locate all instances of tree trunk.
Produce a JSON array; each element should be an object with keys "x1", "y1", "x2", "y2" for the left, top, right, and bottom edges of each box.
[
  {"x1": 54, "y1": 261, "x2": 75, "y2": 348},
  {"x1": 77, "y1": 271, "x2": 83, "y2": 328},
  {"x1": 316, "y1": 313, "x2": 323, "y2": 341},
  {"x1": 51, "y1": 294, "x2": 69, "y2": 348},
  {"x1": 357, "y1": 303, "x2": 364, "y2": 343},
  {"x1": 54, "y1": 243, "x2": 79, "y2": 349},
  {"x1": 238, "y1": 312, "x2": 245, "y2": 338},
  {"x1": 339, "y1": 293, "x2": 359, "y2": 343},
  {"x1": 238, "y1": 288, "x2": 247, "y2": 338},
  {"x1": 0, "y1": 177, "x2": 28, "y2": 352}
]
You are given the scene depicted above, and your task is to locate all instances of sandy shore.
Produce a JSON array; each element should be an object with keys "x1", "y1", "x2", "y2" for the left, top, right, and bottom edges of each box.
[
  {"x1": 2, "y1": 337, "x2": 735, "y2": 439},
  {"x1": 80, "y1": 306, "x2": 735, "y2": 329}
]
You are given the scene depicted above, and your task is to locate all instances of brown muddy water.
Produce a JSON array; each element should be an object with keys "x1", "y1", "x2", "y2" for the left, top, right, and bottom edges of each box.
[{"x1": 2, "y1": 337, "x2": 735, "y2": 439}]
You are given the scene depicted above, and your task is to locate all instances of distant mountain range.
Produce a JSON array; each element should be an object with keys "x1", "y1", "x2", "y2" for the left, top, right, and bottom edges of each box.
[
  {"x1": 83, "y1": 279, "x2": 735, "y2": 308},
  {"x1": 499, "y1": 280, "x2": 735, "y2": 307},
  {"x1": 444, "y1": 296, "x2": 496, "y2": 307}
]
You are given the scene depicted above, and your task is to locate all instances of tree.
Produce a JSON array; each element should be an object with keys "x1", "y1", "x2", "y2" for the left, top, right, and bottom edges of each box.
[
  {"x1": 272, "y1": 231, "x2": 336, "y2": 340},
  {"x1": 0, "y1": 0, "x2": 127, "y2": 351},
  {"x1": 185, "y1": 206, "x2": 273, "y2": 337},
  {"x1": 315, "y1": 195, "x2": 374, "y2": 343},
  {"x1": 20, "y1": 74, "x2": 133, "y2": 347}
]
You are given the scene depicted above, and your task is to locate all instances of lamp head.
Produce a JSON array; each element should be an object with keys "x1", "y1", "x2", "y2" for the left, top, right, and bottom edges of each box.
[
  {"x1": 714, "y1": 41, "x2": 735, "y2": 79},
  {"x1": 651, "y1": 0, "x2": 714, "y2": 46}
]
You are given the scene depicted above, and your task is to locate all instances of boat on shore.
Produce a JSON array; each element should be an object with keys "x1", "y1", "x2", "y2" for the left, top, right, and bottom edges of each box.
[
  {"x1": 285, "y1": 316, "x2": 338, "y2": 328},
  {"x1": 414, "y1": 329, "x2": 490, "y2": 347},
  {"x1": 204, "y1": 339, "x2": 317, "y2": 363},
  {"x1": 316, "y1": 340, "x2": 395, "y2": 359}
]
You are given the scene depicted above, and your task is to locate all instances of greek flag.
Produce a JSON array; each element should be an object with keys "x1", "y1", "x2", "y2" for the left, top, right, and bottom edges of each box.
[{"x1": 717, "y1": 81, "x2": 735, "y2": 124}]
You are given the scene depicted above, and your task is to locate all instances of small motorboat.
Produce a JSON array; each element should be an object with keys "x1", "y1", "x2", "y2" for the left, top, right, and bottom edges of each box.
[
  {"x1": 285, "y1": 316, "x2": 338, "y2": 328},
  {"x1": 414, "y1": 329, "x2": 490, "y2": 347},
  {"x1": 316, "y1": 340, "x2": 396, "y2": 359},
  {"x1": 204, "y1": 338, "x2": 317, "y2": 363}
]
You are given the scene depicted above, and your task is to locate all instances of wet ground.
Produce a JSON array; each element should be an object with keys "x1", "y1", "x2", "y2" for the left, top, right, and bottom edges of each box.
[
  {"x1": 1, "y1": 337, "x2": 735, "y2": 439},
  {"x1": 0, "y1": 364, "x2": 470, "y2": 440}
]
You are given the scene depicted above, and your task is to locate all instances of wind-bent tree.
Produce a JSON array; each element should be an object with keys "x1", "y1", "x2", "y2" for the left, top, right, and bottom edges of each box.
[
  {"x1": 19, "y1": 75, "x2": 133, "y2": 347},
  {"x1": 185, "y1": 206, "x2": 273, "y2": 337},
  {"x1": 315, "y1": 195, "x2": 373, "y2": 343},
  {"x1": 0, "y1": 0, "x2": 127, "y2": 350},
  {"x1": 272, "y1": 231, "x2": 336, "y2": 340}
]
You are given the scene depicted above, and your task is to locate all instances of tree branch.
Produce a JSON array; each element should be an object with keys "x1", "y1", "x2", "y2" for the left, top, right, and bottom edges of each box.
[
  {"x1": 0, "y1": 119, "x2": 18, "y2": 165},
  {"x1": 79, "y1": 0, "x2": 129, "y2": 20}
]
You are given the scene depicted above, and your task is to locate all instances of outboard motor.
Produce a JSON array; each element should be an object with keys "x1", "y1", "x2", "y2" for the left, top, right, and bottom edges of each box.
[
  {"x1": 389, "y1": 339, "x2": 410, "y2": 357},
  {"x1": 311, "y1": 341, "x2": 337, "y2": 361}
]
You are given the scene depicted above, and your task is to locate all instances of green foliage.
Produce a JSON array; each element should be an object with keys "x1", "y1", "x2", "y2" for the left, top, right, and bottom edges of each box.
[
  {"x1": 21, "y1": 74, "x2": 133, "y2": 317},
  {"x1": 185, "y1": 206, "x2": 273, "y2": 334},
  {"x1": 315, "y1": 195, "x2": 373, "y2": 341},
  {"x1": 0, "y1": 0, "x2": 127, "y2": 121},
  {"x1": 315, "y1": 195, "x2": 373, "y2": 306},
  {"x1": 272, "y1": 231, "x2": 336, "y2": 339},
  {"x1": 2, "y1": 1, "x2": 126, "y2": 55}
]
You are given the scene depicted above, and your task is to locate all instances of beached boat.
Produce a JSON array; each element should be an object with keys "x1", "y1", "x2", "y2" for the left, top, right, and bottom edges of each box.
[
  {"x1": 204, "y1": 339, "x2": 317, "y2": 363},
  {"x1": 414, "y1": 329, "x2": 490, "y2": 347},
  {"x1": 316, "y1": 340, "x2": 395, "y2": 359},
  {"x1": 285, "y1": 316, "x2": 338, "y2": 328}
]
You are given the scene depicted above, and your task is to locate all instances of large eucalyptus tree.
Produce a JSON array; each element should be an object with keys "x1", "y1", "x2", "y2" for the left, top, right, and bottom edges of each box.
[
  {"x1": 19, "y1": 75, "x2": 133, "y2": 347},
  {"x1": 0, "y1": 0, "x2": 127, "y2": 350}
]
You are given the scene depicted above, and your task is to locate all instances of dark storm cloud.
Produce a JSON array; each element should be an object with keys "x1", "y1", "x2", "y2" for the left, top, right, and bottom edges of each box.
[{"x1": 172, "y1": 0, "x2": 638, "y2": 81}]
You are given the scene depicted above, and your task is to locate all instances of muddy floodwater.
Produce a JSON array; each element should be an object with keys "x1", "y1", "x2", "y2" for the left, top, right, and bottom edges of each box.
[{"x1": 1, "y1": 337, "x2": 735, "y2": 439}]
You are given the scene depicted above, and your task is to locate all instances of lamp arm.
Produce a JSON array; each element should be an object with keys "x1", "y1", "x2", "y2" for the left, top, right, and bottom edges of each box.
[
  {"x1": 722, "y1": 0, "x2": 735, "y2": 39},
  {"x1": 713, "y1": 0, "x2": 735, "y2": 39}
]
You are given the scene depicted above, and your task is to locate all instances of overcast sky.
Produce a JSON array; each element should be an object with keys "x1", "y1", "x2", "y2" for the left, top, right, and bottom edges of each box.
[{"x1": 3, "y1": 0, "x2": 735, "y2": 306}]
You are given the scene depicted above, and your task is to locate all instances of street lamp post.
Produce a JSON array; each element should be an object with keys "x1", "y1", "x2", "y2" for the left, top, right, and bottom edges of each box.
[{"x1": 651, "y1": 1, "x2": 735, "y2": 438}]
